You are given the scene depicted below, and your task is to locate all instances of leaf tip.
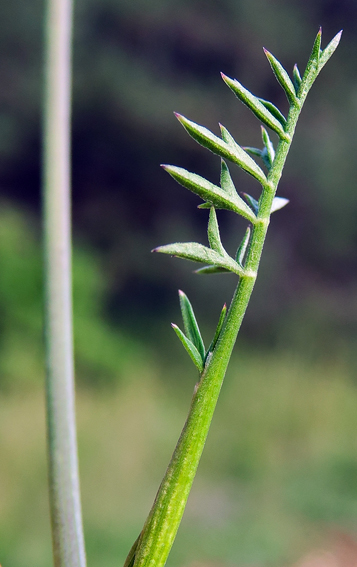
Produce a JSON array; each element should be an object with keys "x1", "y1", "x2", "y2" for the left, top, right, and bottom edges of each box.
[
  {"x1": 174, "y1": 112, "x2": 184, "y2": 124},
  {"x1": 334, "y1": 29, "x2": 343, "y2": 43}
]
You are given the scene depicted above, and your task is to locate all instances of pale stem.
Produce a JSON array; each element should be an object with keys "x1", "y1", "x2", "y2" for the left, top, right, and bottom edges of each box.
[{"x1": 43, "y1": 0, "x2": 86, "y2": 565}]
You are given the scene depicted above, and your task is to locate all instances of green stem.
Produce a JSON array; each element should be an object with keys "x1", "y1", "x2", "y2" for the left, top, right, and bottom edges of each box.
[
  {"x1": 131, "y1": 97, "x2": 310, "y2": 567},
  {"x1": 43, "y1": 0, "x2": 86, "y2": 565}
]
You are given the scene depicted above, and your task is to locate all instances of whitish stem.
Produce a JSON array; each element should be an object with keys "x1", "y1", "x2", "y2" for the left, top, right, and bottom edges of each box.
[{"x1": 43, "y1": 0, "x2": 86, "y2": 565}]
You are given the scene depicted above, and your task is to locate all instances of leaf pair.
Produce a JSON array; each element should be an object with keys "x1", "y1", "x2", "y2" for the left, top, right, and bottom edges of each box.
[
  {"x1": 162, "y1": 161, "x2": 257, "y2": 223},
  {"x1": 174, "y1": 113, "x2": 267, "y2": 187},
  {"x1": 221, "y1": 74, "x2": 288, "y2": 140},
  {"x1": 172, "y1": 291, "x2": 226, "y2": 372},
  {"x1": 154, "y1": 207, "x2": 249, "y2": 276}
]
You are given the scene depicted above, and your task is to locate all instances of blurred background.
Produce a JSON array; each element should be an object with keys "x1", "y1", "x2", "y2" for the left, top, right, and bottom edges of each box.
[{"x1": 1, "y1": 0, "x2": 357, "y2": 566}]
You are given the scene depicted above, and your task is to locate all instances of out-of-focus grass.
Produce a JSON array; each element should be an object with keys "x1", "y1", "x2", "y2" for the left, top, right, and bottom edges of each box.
[{"x1": 1, "y1": 353, "x2": 357, "y2": 567}]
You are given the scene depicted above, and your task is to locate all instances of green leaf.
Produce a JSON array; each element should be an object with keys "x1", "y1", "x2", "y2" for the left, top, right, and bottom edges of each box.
[
  {"x1": 153, "y1": 242, "x2": 243, "y2": 276},
  {"x1": 219, "y1": 125, "x2": 267, "y2": 185},
  {"x1": 206, "y1": 303, "x2": 227, "y2": 356},
  {"x1": 293, "y1": 64, "x2": 302, "y2": 93},
  {"x1": 220, "y1": 160, "x2": 237, "y2": 198},
  {"x1": 242, "y1": 192, "x2": 259, "y2": 215},
  {"x1": 175, "y1": 112, "x2": 267, "y2": 186},
  {"x1": 271, "y1": 196, "x2": 289, "y2": 212},
  {"x1": 236, "y1": 227, "x2": 251, "y2": 266},
  {"x1": 195, "y1": 265, "x2": 230, "y2": 274},
  {"x1": 264, "y1": 48, "x2": 298, "y2": 105},
  {"x1": 258, "y1": 98, "x2": 287, "y2": 128},
  {"x1": 178, "y1": 290, "x2": 205, "y2": 361},
  {"x1": 261, "y1": 126, "x2": 275, "y2": 168},
  {"x1": 243, "y1": 147, "x2": 263, "y2": 158},
  {"x1": 319, "y1": 30, "x2": 342, "y2": 70},
  {"x1": 221, "y1": 73, "x2": 287, "y2": 139},
  {"x1": 207, "y1": 207, "x2": 226, "y2": 255},
  {"x1": 175, "y1": 113, "x2": 239, "y2": 164},
  {"x1": 162, "y1": 165, "x2": 257, "y2": 222},
  {"x1": 171, "y1": 323, "x2": 204, "y2": 372},
  {"x1": 301, "y1": 27, "x2": 322, "y2": 86}
]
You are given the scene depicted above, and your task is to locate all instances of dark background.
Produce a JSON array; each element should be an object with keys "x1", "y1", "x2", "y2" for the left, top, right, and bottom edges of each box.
[
  {"x1": 1, "y1": 0, "x2": 356, "y2": 366},
  {"x1": 1, "y1": 2, "x2": 357, "y2": 567}
]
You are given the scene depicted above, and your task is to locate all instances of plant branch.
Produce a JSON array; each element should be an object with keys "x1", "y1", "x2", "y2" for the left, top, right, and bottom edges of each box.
[
  {"x1": 43, "y1": 0, "x2": 86, "y2": 565},
  {"x1": 125, "y1": 29, "x2": 341, "y2": 567}
]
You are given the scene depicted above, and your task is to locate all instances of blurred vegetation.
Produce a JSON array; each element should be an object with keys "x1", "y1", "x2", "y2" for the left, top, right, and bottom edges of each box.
[
  {"x1": 1, "y1": 351, "x2": 357, "y2": 567},
  {"x1": 1, "y1": 0, "x2": 357, "y2": 565}
]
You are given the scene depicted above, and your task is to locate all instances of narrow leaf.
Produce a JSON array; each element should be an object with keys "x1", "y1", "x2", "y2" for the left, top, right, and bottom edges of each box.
[
  {"x1": 207, "y1": 207, "x2": 225, "y2": 255},
  {"x1": 175, "y1": 113, "x2": 239, "y2": 166},
  {"x1": 319, "y1": 30, "x2": 342, "y2": 70},
  {"x1": 178, "y1": 290, "x2": 205, "y2": 361},
  {"x1": 153, "y1": 242, "x2": 243, "y2": 276},
  {"x1": 243, "y1": 147, "x2": 263, "y2": 158},
  {"x1": 261, "y1": 126, "x2": 275, "y2": 167},
  {"x1": 241, "y1": 192, "x2": 259, "y2": 215},
  {"x1": 219, "y1": 125, "x2": 267, "y2": 185},
  {"x1": 271, "y1": 196, "x2": 289, "y2": 212},
  {"x1": 258, "y1": 98, "x2": 287, "y2": 127},
  {"x1": 206, "y1": 303, "x2": 227, "y2": 356},
  {"x1": 221, "y1": 73, "x2": 287, "y2": 139},
  {"x1": 264, "y1": 48, "x2": 298, "y2": 105},
  {"x1": 162, "y1": 164, "x2": 256, "y2": 222},
  {"x1": 236, "y1": 227, "x2": 251, "y2": 266},
  {"x1": 301, "y1": 28, "x2": 322, "y2": 86},
  {"x1": 220, "y1": 160, "x2": 237, "y2": 198},
  {"x1": 171, "y1": 324, "x2": 203, "y2": 372},
  {"x1": 195, "y1": 265, "x2": 230, "y2": 274},
  {"x1": 293, "y1": 64, "x2": 302, "y2": 93}
]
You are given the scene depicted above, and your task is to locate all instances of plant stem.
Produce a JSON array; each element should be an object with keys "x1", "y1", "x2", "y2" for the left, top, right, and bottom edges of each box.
[
  {"x1": 131, "y1": 98, "x2": 307, "y2": 567},
  {"x1": 43, "y1": 0, "x2": 86, "y2": 565}
]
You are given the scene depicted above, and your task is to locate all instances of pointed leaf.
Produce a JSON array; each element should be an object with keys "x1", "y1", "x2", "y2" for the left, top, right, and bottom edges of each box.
[
  {"x1": 195, "y1": 265, "x2": 230, "y2": 274},
  {"x1": 207, "y1": 207, "x2": 225, "y2": 255},
  {"x1": 219, "y1": 125, "x2": 267, "y2": 185},
  {"x1": 171, "y1": 324, "x2": 203, "y2": 372},
  {"x1": 258, "y1": 98, "x2": 287, "y2": 128},
  {"x1": 271, "y1": 196, "x2": 289, "y2": 213},
  {"x1": 243, "y1": 147, "x2": 263, "y2": 158},
  {"x1": 241, "y1": 192, "x2": 259, "y2": 215},
  {"x1": 236, "y1": 227, "x2": 251, "y2": 266},
  {"x1": 301, "y1": 28, "x2": 322, "y2": 86},
  {"x1": 319, "y1": 30, "x2": 342, "y2": 70},
  {"x1": 206, "y1": 303, "x2": 227, "y2": 356},
  {"x1": 220, "y1": 160, "x2": 237, "y2": 198},
  {"x1": 261, "y1": 126, "x2": 275, "y2": 167},
  {"x1": 221, "y1": 73, "x2": 287, "y2": 139},
  {"x1": 197, "y1": 202, "x2": 212, "y2": 209},
  {"x1": 175, "y1": 113, "x2": 242, "y2": 167},
  {"x1": 162, "y1": 165, "x2": 256, "y2": 222},
  {"x1": 244, "y1": 146, "x2": 271, "y2": 170},
  {"x1": 153, "y1": 242, "x2": 243, "y2": 276},
  {"x1": 293, "y1": 64, "x2": 302, "y2": 93},
  {"x1": 264, "y1": 48, "x2": 298, "y2": 105},
  {"x1": 178, "y1": 290, "x2": 205, "y2": 360}
]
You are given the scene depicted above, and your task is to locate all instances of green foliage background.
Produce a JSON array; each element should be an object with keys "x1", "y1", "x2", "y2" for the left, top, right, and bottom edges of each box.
[{"x1": 1, "y1": 0, "x2": 357, "y2": 566}]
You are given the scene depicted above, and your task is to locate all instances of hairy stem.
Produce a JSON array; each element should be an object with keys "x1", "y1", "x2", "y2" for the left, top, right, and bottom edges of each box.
[
  {"x1": 131, "y1": 96, "x2": 308, "y2": 567},
  {"x1": 43, "y1": 0, "x2": 86, "y2": 565}
]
